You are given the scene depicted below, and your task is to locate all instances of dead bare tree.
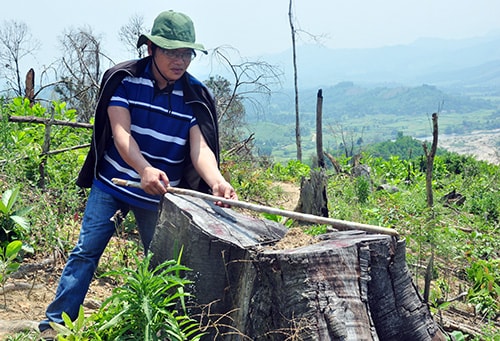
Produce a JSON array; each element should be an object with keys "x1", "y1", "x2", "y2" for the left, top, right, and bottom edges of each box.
[
  {"x1": 0, "y1": 20, "x2": 40, "y2": 98},
  {"x1": 211, "y1": 47, "x2": 281, "y2": 120},
  {"x1": 118, "y1": 14, "x2": 148, "y2": 59},
  {"x1": 329, "y1": 123, "x2": 365, "y2": 158},
  {"x1": 288, "y1": 0, "x2": 302, "y2": 162},
  {"x1": 204, "y1": 75, "x2": 246, "y2": 150},
  {"x1": 209, "y1": 47, "x2": 282, "y2": 152},
  {"x1": 316, "y1": 89, "x2": 325, "y2": 168},
  {"x1": 287, "y1": 1, "x2": 327, "y2": 163},
  {"x1": 423, "y1": 113, "x2": 439, "y2": 208},
  {"x1": 56, "y1": 26, "x2": 111, "y2": 122}
]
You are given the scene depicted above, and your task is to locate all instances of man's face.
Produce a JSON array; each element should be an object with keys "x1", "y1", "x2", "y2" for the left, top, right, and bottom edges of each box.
[{"x1": 151, "y1": 46, "x2": 194, "y2": 81}]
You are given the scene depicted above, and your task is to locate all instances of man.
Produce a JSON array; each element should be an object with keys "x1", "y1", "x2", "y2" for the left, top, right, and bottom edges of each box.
[{"x1": 38, "y1": 10, "x2": 237, "y2": 340}]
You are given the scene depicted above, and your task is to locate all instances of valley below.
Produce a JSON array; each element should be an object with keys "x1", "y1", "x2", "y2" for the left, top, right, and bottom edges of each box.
[{"x1": 427, "y1": 129, "x2": 500, "y2": 165}]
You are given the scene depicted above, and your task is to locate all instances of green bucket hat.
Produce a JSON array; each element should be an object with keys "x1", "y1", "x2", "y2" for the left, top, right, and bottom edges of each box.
[{"x1": 137, "y1": 10, "x2": 207, "y2": 54}]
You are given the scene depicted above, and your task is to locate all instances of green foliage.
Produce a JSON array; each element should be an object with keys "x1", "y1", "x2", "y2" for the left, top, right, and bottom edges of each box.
[
  {"x1": 365, "y1": 133, "x2": 428, "y2": 160},
  {"x1": 0, "y1": 187, "x2": 31, "y2": 244},
  {"x1": 264, "y1": 160, "x2": 311, "y2": 182},
  {"x1": 355, "y1": 176, "x2": 371, "y2": 204},
  {"x1": 466, "y1": 259, "x2": 500, "y2": 319},
  {"x1": 1, "y1": 98, "x2": 90, "y2": 187},
  {"x1": 50, "y1": 306, "x2": 94, "y2": 341},
  {"x1": 0, "y1": 240, "x2": 22, "y2": 307},
  {"x1": 1, "y1": 98, "x2": 90, "y2": 254},
  {"x1": 261, "y1": 212, "x2": 294, "y2": 228},
  {"x1": 45, "y1": 253, "x2": 205, "y2": 340},
  {"x1": 304, "y1": 225, "x2": 329, "y2": 236},
  {"x1": 467, "y1": 190, "x2": 499, "y2": 223},
  {"x1": 4, "y1": 330, "x2": 39, "y2": 341},
  {"x1": 94, "y1": 252, "x2": 204, "y2": 340},
  {"x1": 449, "y1": 331, "x2": 467, "y2": 341},
  {"x1": 428, "y1": 277, "x2": 452, "y2": 314},
  {"x1": 232, "y1": 166, "x2": 277, "y2": 204}
]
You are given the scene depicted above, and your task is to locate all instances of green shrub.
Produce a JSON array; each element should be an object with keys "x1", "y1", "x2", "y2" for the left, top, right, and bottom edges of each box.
[
  {"x1": 94, "y1": 252, "x2": 204, "y2": 340},
  {"x1": 0, "y1": 240, "x2": 22, "y2": 307},
  {"x1": 466, "y1": 259, "x2": 500, "y2": 319},
  {"x1": 0, "y1": 187, "x2": 31, "y2": 244}
]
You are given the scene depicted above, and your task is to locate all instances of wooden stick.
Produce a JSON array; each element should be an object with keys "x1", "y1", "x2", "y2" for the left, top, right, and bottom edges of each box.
[{"x1": 111, "y1": 178, "x2": 399, "y2": 237}]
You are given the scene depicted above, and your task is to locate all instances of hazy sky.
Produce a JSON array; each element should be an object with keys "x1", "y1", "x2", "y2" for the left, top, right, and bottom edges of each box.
[{"x1": 3, "y1": 0, "x2": 500, "y2": 73}]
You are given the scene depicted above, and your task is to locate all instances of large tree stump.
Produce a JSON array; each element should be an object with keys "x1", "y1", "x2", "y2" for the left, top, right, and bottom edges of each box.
[{"x1": 150, "y1": 194, "x2": 445, "y2": 341}]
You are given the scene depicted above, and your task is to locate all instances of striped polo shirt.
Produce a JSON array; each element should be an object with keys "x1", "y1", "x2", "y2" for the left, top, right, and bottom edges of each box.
[{"x1": 94, "y1": 62, "x2": 197, "y2": 211}]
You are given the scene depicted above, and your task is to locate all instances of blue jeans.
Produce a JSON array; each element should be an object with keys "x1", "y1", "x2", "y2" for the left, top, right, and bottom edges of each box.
[{"x1": 39, "y1": 184, "x2": 158, "y2": 331}]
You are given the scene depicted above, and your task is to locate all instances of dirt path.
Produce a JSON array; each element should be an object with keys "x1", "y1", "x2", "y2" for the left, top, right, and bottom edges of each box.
[{"x1": 0, "y1": 257, "x2": 114, "y2": 338}]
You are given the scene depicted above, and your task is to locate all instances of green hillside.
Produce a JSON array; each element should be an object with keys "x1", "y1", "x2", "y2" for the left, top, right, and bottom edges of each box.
[{"x1": 247, "y1": 83, "x2": 500, "y2": 161}]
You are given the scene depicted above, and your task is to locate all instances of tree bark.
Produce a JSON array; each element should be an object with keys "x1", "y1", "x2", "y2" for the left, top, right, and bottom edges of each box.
[
  {"x1": 316, "y1": 89, "x2": 325, "y2": 168},
  {"x1": 296, "y1": 169, "x2": 329, "y2": 218},
  {"x1": 24, "y1": 68, "x2": 35, "y2": 104},
  {"x1": 150, "y1": 194, "x2": 445, "y2": 341}
]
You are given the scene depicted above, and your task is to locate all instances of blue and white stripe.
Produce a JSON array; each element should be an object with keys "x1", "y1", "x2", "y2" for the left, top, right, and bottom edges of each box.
[{"x1": 94, "y1": 62, "x2": 197, "y2": 211}]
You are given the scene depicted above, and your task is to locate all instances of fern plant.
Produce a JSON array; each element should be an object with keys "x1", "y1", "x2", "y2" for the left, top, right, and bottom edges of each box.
[{"x1": 95, "y1": 251, "x2": 204, "y2": 340}]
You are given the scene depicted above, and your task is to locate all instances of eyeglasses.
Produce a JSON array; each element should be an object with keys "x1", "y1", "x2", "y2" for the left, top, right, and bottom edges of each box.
[{"x1": 158, "y1": 48, "x2": 196, "y2": 62}]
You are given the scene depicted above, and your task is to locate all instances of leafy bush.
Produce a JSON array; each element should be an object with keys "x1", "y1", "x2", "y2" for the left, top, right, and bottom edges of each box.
[
  {"x1": 467, "y1": 190, "x2": 499, "y2": 223},
  {"x1": 1, "y1": 98, "x2": 90, "y2": 187},
  {"x1": 265, "y1": 159, "x2": 310, "y2": 182},
  {"x1": 466, "y1": 259, "x2": 500, "y2": 319},
  {"x1": 0, "y1": 187, "x2": 31, "y2": 245},
  {"x1": 1, "y1": 98, "x2": 90, "y2": 254},
  {"x1": 355, "y1": 175, "x2": 371, "y2": 204},
  {"x1": 0, "y1": 240, "x2": 22, "y2": 307},
  {"x1": 50, "y1": 306, "x2": 92, "y2": 341}
]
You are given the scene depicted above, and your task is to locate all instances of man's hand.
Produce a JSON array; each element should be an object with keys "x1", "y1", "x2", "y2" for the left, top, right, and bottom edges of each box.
[
  {"x1": 139, "y1": 166, "x2": 170, "y2": 195},
  {"x1": 211, "y1": 180, "x2": 238, "y2": 207}
]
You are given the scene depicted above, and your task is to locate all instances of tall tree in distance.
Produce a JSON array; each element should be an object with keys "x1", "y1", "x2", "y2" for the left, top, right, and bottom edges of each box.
[
  {"x1": 0, "y1": 20, "x2": 40, "y2": 98},
  {"x1": 119, "y1": 14, "x2": 148, "y2": 59},
  {"x1": 288, "y1": 0, "x2": 302, "y2": 161}
]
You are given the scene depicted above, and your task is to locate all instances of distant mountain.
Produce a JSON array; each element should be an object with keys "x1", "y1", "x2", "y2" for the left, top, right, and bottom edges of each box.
[
  {"x1": 418, "y1": 60, "x2": 500, "y2": 92},
  {"x1": 261, "y1": 32, "x2": 500, "y2": 90},
  {"x1": 242, "y1": 34, "x2": 500, "y2": 160},
  {"x1": 248, "y1": 82, "x2": 495, "y2": 123}
]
